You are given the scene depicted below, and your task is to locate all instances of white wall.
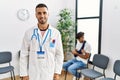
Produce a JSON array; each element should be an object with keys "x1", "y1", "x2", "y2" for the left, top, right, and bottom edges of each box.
[
  {"x1": 101, "y1": 0, "x2": 120, "y2": 79},
  {"x1": 0, "y1": 0, "x2": 75, "y2": 79}
]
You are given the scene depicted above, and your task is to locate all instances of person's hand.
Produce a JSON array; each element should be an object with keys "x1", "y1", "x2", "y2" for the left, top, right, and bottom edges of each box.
[
  {"x1": 53, "y1": 73, "x2": 60, "y2": 80},
  {"x1": 81, "y1": 49, "x2": 86, "y2": 54},
  {"x1": 72, "y1": 50, "x2": 78, "y2": 55},
  {"x1": 21, "y1": 76, "x2": 29, "y2": 80}
]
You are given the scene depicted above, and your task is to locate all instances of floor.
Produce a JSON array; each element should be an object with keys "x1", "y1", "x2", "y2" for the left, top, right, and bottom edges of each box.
[
  {"x1": 1, "y1": 70, "x2": 91, "y2": 80},
  {"x1": 1, "y1": 71, "x2": 74, "y2": 80},
  {"x1": 1, "y1": 70, "x2": 92, "y2": 80}
]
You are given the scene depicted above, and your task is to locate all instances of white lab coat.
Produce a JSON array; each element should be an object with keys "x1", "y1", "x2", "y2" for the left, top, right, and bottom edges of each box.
[{"x1": 20, "y1": 25, "x2": 64, "y2": 80}]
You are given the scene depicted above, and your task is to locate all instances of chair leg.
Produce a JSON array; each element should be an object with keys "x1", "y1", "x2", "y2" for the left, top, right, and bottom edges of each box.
[
  {"x1": 10, "y1": 71, "x2": 13, "y2": 80},
  {"x1": 12, "y1": 70, "x2": 16, "y2": 80},
  {"x1": 76, "y1": 71, "x2": 81, "y2": 80},
  {"x1": 102, "y1": 74, "x2": 106, "y2": 78},
  {"x1": 65, "y1": 71, "x2": 68, "y2": 80},
  {"x1": 76, "y1": 70, "x2": 78, "y2": 80}
]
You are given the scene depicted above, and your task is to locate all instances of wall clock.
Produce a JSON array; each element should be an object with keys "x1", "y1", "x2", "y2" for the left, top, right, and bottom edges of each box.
[{"x1": 17, "y1": 9, "x2": 30, "y2": 21}]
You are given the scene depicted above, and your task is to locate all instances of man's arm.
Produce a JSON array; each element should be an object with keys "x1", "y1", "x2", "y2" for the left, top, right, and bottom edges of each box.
[
  {"x1": 54, "y1": 31, "x2": 64, "y2": 79},
  {"x1": 72, "y1": 49, "x2": 90, "y2": 59},
  {"x1": 73, "y1": 43, "x2": 91, "y2": 59},
  {"x1": 20, "y1": 32, "x2": 30, "y2": 78}
]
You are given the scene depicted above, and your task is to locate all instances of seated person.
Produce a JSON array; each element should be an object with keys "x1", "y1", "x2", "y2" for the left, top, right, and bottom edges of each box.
[{"x1": 63, "y1": 32, "x2": 91, "y2": 78}]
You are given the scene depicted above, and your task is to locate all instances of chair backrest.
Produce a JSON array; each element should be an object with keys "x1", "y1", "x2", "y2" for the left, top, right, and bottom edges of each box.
[
  {"x1": 114, "y1": 60, "x2": 120, "y2": 76},
  {"x1": 0, "y1": 52, "x2": 12, "y2": 64},
  {"x1": 93, "y1": 54, "x2": 109, "y2": 69}
]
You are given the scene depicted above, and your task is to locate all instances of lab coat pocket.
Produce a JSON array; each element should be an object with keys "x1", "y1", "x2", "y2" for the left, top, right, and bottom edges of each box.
[
  {"x1": 49, "y1": 42, "x2": 55, "y2": 48},
  {"x1": 49, "y1": 39, "x2": 56, "y2": 48}
]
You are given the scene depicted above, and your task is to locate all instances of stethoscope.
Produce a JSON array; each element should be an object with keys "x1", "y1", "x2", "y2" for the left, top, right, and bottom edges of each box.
[{"x1": 31, "y1": 28, "x2": 52, "y2": 51}]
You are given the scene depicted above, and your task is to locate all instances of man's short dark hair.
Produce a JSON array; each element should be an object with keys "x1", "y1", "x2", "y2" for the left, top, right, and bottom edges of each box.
[
  {"x1": 36, "y1": 3, "x2": 48, "y2": 10},
  {"x1": 76, "y1": 32, "x2": 84, "y2": 39}
]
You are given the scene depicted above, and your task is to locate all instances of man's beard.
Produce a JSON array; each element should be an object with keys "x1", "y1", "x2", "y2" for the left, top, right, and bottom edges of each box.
[{"x1": 38, "y1": 19, "x2": 47, "y2": 24}]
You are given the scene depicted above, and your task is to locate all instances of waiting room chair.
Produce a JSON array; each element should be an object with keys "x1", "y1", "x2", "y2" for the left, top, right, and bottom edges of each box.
[
  {"x1": 100, "y1": 60, "x2": 120, "y2": 80},
  {"x1": 80, "y1": 54, "x2": 109, "y2": 80},
  {"x1": 0, "y1": 52, "x2": 16, "y2": 80},
  {"x1": 64, "y1": 54, "x2": 91, "y2": 80}
]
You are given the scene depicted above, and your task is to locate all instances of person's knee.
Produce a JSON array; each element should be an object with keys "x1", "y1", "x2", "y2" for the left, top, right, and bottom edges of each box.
[{"x1": 68, "y1": 66, "x2": 74, "y2": 73}]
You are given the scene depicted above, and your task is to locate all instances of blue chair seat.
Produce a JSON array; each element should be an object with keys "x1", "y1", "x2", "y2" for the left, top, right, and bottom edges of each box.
[
  {"x1": 0, "y1": 66, "x2": 14, "y2": 74},
  {"x1": 100, "y1": 78, "x2": 114, "y2": 80},
  {"x1": 81, "y1": 69, "x2": 103, "y2": 79}
]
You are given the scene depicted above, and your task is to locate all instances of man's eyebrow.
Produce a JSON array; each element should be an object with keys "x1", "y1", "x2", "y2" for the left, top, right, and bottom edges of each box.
[{"x1": 37, "y1": 11, "x2": 47, "y2": 12}]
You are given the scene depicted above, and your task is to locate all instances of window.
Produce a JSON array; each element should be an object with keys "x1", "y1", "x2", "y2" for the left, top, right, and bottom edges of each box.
[{"x1": 76, "y1": 0, "x2": 103, "y2": 61}]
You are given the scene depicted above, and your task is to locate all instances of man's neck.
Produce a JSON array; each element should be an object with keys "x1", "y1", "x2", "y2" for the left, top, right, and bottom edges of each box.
[
  {"x1": 80, "y1": 40, "x2": 84, "y2": 43},
  {"x1": 38, "y1": 23, "x2": 49, "y2": 31}
]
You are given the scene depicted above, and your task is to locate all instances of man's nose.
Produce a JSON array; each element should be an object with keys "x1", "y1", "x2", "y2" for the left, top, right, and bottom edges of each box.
[{"x1": 40, "y1": 13, "x2": 44, "y2": 17}]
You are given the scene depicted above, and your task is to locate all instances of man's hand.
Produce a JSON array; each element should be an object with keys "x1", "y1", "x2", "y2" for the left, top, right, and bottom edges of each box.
[
  {"x1": 81, "y1": 49, "x2": 86, "y2": 54},
  {"x1": 21, "y1": 76, "x2": 29, "y2": 80},
  {"x1": 72, "y1": 50, "x2": 78, "y2": 55},
  {"x1": 53, "y1": 73, "x2": 60, "y2": 80}
]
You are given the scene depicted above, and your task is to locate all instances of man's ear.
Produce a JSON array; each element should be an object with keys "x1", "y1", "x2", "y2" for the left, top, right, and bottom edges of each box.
[
  {"x1": 48, "y1": 12, "x2": 49, "y2": 17},
  {"x1": 47, "y1": 11, "x2": 49, "y2": 16},
  {"x1": 35, "y1": 13, "x2": 37, "y2": 18}
]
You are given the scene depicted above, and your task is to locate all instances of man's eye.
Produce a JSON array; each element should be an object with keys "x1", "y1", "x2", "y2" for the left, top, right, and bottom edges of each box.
[
  {"x1": 38, "y1": 12, "x2": 41, "y2": 15},
  {"x1": 43, "y1": 12, "x2": 47, "y2": 14}
]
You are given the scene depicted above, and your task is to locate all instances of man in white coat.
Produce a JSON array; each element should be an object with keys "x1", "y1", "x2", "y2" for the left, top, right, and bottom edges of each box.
[{"x1": 20, "y1": 3, "x2": 64, "y2": 80}]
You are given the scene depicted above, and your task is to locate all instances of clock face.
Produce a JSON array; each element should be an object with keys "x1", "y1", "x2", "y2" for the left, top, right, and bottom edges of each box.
[{"x1": 17, "y1": 9, "x2": 30, "y2": 21}]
